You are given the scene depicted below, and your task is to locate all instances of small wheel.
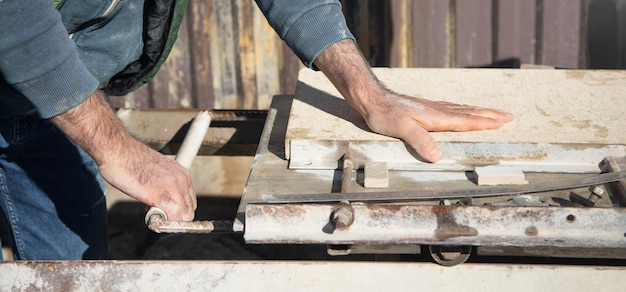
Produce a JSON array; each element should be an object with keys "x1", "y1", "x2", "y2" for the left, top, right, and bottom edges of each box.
[{"x1": 428, "y1": 245, "x2": 472, "y2": 266}]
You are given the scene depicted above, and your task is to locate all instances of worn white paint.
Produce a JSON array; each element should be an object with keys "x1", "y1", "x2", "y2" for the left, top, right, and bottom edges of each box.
[
  {"x1": 244, "y1": 204, "x2": 626, "y2": 248},
  {"x1": 1, "y1": 261, "x2": 625, "y2": 291}
]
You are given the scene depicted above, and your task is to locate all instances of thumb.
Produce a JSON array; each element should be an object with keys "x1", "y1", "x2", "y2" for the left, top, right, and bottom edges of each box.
[{"x1": 401, "y1": 126, "x2": 441, "y2": 163}]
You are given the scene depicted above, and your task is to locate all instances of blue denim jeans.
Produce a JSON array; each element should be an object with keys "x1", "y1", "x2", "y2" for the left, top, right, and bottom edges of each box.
[
  {"x1": 0, "y1": 114, "x2": 107, "y2": 260},
  {"x1": 0, "y1": 0, "x2": 147, "y2": 260}
]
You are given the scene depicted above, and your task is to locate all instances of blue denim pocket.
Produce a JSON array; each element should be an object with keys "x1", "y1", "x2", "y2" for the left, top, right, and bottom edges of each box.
[
  {"x1": 0, "y1": 115, "x2": 41, "y2": 149},
  {"x1": 0, "y1": 119, "x2": 9, "y2": 149}
]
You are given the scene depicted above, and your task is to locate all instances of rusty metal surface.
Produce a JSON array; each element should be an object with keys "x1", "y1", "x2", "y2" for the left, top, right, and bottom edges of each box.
[
  {"x1": 478, "y1": 246, "x2": 626, "y2": 259},
  {"x1": 244, "y1": 204, "x2": 626, "y2": 252},
  {"x1": 237, "y1": 96, "x2": 626, "y2": 261},
  {"x1": 602, "y1": 156, "x2": 626, "y2": 205},
  {"x1": 116, "y1": 109, "x2": 266, "y2": 156},
  {"x1": 2, "y1": 261, "x2": 626, "y2": 291},
  {"x1": 146, "y1": 211, "x2": 234, "y2": 234},
  {"x1": 147, "y1": 217, "x2": 234, "y2": 234}
]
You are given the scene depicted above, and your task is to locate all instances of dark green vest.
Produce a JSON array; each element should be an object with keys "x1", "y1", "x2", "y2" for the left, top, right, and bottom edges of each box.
[
  {"x1": 103, "y1": 0, "x2": 188, "y2": 96},
  {"x1": 56, "y1": 0, "x2": 188, "y2": 96}
]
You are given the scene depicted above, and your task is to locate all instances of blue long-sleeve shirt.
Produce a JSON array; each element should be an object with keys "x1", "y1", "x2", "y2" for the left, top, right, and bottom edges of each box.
[
  {"x1": 0, "y1": 0, "x2": 99, "y2": 118},
  {"x1": 255, "y1": 0, "x2": 354, "y2": 68},
  {"x1": 0, "y1": 0, "x2": 354, "y2": 118}
]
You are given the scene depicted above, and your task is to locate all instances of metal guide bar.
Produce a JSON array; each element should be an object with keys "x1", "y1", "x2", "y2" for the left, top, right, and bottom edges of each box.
[
  {"x1": 258, "y1": 171, "x2": 626, "y2": 204},
  {"x1": 244, "y1": 204, "x2": 626, "y2": 248}
]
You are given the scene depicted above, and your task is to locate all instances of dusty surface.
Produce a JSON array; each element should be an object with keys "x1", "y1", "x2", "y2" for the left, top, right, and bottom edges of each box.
[
  {"x1": 287, "y1": 68, "x2": 626, "y2": 158},
  {"x1": 293, "y1": 68, "x2": 626, "y2": 144}
]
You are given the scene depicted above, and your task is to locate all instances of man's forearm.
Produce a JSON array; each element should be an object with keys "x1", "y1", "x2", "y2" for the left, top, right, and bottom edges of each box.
[
  {"x1": 313, "y1": 39, "x2": 385, "y2": 119},
  {"x1": 50, "y1": 91, "x2": 134, "y2": 168},
  {"x1": 51, "y1": 90, "x2": 197, "y2": 220}
]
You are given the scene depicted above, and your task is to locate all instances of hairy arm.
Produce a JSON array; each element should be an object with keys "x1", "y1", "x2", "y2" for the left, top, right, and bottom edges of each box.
[
  {"x1": 1, "y1": 0, "x2": 195, "y2": 220},
  {"x1": 314, "y1": 39, "x2": 514, "y2": 162},
  {"x1": 51, "y1": 91, "x2": 197, "y2": 221}
]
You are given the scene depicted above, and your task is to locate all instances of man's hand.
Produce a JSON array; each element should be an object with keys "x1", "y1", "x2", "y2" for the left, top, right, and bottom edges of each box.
[
  {"x1": 51, "y1": 91, "x2": 196, "y2": 221},
  {"x1": 314, "y1": 39, "x2": 514, "y2": 162}
]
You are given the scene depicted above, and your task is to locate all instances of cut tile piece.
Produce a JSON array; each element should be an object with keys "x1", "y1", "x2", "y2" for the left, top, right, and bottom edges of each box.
[
  {"x1": 474, "y1": 166, "x2": 527, "y2": 186},
  {"x1": 364, "y1": 162, "x2": 389, "y2": 188}
]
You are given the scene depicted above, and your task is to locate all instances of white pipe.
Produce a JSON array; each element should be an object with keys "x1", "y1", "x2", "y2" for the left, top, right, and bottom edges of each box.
[
  {"x1": 146, "y1": 111, "x2": 212, "y2": 227},
  {"x1": 175, "y1": 110, "x2": 212, "y2": 169}
]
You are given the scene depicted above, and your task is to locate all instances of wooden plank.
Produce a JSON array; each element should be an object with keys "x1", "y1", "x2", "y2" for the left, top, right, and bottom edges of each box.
[
  {"x1": 107, "y1": 85, "x2": 151, "y2": 109},
  {"x1": 541, "y1": 0, "x2": 583, "y2": 68},
  {"x1": 619, "y1": 0, "x2": 626, "y2": 68},
  {"x1": 118, "y1": 86, "x2": 152, "y2": 108},
  {"x1": 252, "y1": 5, "x2": 281, "y2": 109},
  {"x1": 281, "y1": 42, "x2": 302, "y2": 95},
  {"x1": 138, "y1": 0, "x2": 596, "y2": 111},
  {"x1": 188, "y1": 0, "x2": 215, "y2": 109},
  {"x1": 208, "y1": 0, "x2": 239, "y2": 109},
  {"x1": 388, "y1": 0, "x2": 411, "y2": 67},
  {"x1": 455, "y1": 0, "x2": 493, "y2": 67},
  {"x1": 496, "y1": 0, "x2": 537, "y2": 64},
  {"x1": 236, "y1": 0, "x2": 258, "y2": 108},
  {"x1": 586, "y1": 0, "x2": 620, "y2": 69},
  {"x1": 411, "y1": 0, "x2": 451, "y2": 68},
  {"x1": 343, "y1": 0, "x2": 371, "y2": 60},
  {"x1": 150, "y1": 4, "x2": 193, "y2": 109},
  {"x1": 367, "y1": 0, "x2": 388, "y2": 66}
]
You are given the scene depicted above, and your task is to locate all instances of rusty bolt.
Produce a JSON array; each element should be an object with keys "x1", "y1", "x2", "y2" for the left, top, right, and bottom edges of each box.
[
  {"x1": 588, "y1": 185, "x2": 605, "y2": 203},
  {"x1": 332, "y1": 206, "x2": 354, "y2": 231}
]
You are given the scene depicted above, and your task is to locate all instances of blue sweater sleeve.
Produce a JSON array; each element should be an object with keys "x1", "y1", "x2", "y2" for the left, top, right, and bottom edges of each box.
[
  {"x1": 254, "y1": 0, "x2": 355, "y2": 68},
  {"x1": 0, "y1": 0, "x2": 99, "y2": 118}
]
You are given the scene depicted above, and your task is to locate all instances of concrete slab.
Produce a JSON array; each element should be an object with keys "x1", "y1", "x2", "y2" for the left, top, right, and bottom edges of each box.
[{"x1": 286, "y1": 68, "x2": 626, "y2": 171}]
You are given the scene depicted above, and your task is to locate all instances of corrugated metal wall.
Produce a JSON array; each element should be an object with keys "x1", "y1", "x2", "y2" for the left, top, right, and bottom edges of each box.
[{"x1": 109, "y1": 0, "x2": 626, "y2": 110}]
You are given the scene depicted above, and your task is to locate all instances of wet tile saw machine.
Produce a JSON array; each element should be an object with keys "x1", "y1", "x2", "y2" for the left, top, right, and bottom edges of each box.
[{"x1": 145, "y1": 68, "x2": 626, "y2": 266}]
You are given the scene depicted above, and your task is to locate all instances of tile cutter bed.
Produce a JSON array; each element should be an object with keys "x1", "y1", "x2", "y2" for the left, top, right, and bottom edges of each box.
[{"x1": 145, "y1": 68, "x2": 626, "y2": 266}]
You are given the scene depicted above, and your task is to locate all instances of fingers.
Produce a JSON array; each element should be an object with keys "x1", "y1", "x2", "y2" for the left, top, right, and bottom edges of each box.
[
  {"x1": 434, "y1": 112, "x2": 512, "y2": 132},
  {"x1": 364, "y1": 95, "x2": 515, "y2": 163},
  {"x1": 158, "y1": 193, "x2": 196, "y2": 221},
  {"x1": 182, "y1": 182, "x2": 197, "y2": 221},
  {"x1": 156, "y1": 168, "x2": 196, "y2": 221},
  {"x1": 147, "y1": 154, "x2": 197, "y2": 221},
  {"x1": 151, "y1": 187, "x2": 196, "y2": 222},
  {"x1": 189, "y1": 184, "x2": 198, "y2": 211},
  {"x1": 446, "y1": 104, "x2": 514, "y2": 122},
  {"x1": 419, "y1": 101, "x2": 514, "y2": 132},
  {"x1": 99, "y1": 144, "x2": 197, "y2": 222},
  {"x1": 399, "y1": 124, "x2": 441, "y2": 162}
]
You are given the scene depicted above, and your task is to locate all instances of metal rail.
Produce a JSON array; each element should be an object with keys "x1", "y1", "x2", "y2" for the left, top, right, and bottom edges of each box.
[{"x1": 258, "y1": 170, "x2": 626, "y2": 204}]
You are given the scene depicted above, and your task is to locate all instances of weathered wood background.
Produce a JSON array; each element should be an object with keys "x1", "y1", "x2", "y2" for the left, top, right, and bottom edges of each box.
[{"x1": 110, "y1": 0, "x2": 626, "y2": 110}]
